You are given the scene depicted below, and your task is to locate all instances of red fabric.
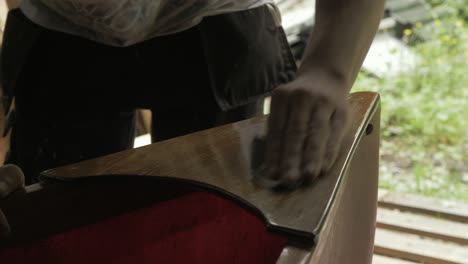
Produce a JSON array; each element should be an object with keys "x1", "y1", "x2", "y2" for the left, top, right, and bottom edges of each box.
[{"x1": 1, "y1": 192, "x2": 287, "y2": 264}]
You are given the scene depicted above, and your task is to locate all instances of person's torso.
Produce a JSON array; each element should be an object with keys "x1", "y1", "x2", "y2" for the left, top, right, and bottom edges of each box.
[{"x1": 19, "y1": 0, "x2": 273, "y2": 46}]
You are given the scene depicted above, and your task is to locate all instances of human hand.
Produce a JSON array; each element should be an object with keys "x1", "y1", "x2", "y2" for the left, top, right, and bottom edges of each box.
[
  {"x1": 263, "y1": 70, "x2": 351, "y2": 188},
  {"x1": 0, "y1": 164, "x2": 24, "y2": 239}
]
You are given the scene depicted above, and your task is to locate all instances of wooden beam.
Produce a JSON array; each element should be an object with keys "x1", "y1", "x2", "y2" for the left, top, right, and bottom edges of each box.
[
  {"x1": 374, "y1": 229, "x2": 468, "y2": 264},
  {"x1": 378, "y1": 189, "x2": 390, "y2": 200},
  {"x1": 377, "y1": 208, "x2": 468, "y2": 245},
  {"x1": 373, "y1": 254, "x2": 419, "y2": 264},
  {"x1": 378, "y1": 192, "x2": 468, "y2": 224}
]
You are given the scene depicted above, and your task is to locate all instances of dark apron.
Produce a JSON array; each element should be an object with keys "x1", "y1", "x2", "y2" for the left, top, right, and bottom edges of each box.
[{"x1": 0, "y1": 5, "x2": 297, "y2": 114}]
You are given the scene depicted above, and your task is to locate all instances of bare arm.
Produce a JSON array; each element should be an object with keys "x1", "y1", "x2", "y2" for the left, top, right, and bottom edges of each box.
[
  {"x1": 264, "y1": 0, "x2": 384, "y2": 186},
  {"x1": 299, "y1": 0, "x2": 385, "y2": 89}
]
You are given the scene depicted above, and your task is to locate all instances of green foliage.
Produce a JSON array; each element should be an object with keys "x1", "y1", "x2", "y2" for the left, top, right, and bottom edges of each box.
[{"x1": 353, "y1": 0, "x2": 468, "y2": 202}]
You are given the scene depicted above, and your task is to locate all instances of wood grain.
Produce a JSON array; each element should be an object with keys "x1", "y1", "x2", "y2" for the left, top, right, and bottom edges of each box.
[
  {"x1": 377, "y1": 208, "x2": 468, "y2": 245},
  {"x1": 305, "y1": 101, "x2": 381, "y2": 264},
  {"x1": 379, "y1": 192, "x2": 468, "y2": 224},
  {"x1": 373, "y1": 255, "x2": 419, "y2": 264},
  {"x1": 374, "y1": 228, "x2": 468, "y2": 264},
  {"x1": 40, "y1": 92, "x2": 380, "y2": 243},
  {"x1": 0, "y1": 92, "x2": 380, "y2": 264}
]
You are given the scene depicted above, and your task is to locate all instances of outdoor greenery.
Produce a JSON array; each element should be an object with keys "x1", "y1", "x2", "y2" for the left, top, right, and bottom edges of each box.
[{"x1": 353, "y1": 0, "x2": 468, "y2": 202}]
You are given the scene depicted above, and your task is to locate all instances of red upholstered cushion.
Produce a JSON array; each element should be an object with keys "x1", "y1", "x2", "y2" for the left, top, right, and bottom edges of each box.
[{"x1": 1, "y1": 192, "x2": 287, "y2": 264}]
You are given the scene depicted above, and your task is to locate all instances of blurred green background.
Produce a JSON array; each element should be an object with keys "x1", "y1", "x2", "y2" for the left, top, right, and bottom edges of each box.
[{"x1": 353, "y1": 0, "x2": 468, "y2": 202}]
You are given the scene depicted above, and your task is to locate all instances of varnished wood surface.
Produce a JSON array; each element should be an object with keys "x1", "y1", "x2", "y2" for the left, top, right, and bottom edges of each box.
[
  {"x1": 278, "y1": 102, "x2": 380, "y2": 263},
  {"x1": 307, "y1": 104, "x2": 380, "y2": 264},
  {"x1": 40, "y1": 92, "x2": 379, "y2": 243},
  {"x1": 0, "y1": 92, "x2": 380, "y2": 264}
]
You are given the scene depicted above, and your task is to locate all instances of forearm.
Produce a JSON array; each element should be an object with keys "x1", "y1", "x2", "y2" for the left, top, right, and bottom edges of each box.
[{"x1": 298, "y1": 0, "x2": 385, "y2": 90}]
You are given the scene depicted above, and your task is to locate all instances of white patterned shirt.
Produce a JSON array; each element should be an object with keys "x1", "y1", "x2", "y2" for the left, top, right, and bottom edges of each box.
[{"x1": 19, "y1": 0, "x2": 273, "y2": 46}]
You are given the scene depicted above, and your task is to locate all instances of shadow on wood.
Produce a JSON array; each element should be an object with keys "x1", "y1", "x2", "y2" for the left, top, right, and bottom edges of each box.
[{"x1": 0, "y1": 92, "x2": 380, "y2": 264}]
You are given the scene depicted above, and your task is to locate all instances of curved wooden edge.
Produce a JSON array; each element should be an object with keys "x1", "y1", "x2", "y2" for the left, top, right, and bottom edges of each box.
[
  {"x1": 313, "y1": 92, "x2": 380, "y2": 236},
  {"x1": 0, "y1": 178, "x2": 197, "y2": 247},
  {"x1": 276, "y1": 246, "x2": 312, "y2": 264},
  {"x1": 278, "y1": 95, "x2": 381, "y2": 263},
  {"x1": 1, "y1": 92, "x2": 380, "y2": 249}
]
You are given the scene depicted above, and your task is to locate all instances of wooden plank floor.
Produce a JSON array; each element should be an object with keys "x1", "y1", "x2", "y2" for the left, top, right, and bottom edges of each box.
[
  {"x1": 373, "y1": 190, "x2": 468, "y2": 264},
  {"x1": 373, "y1": 254, "x2": 419, "y2": 264}
]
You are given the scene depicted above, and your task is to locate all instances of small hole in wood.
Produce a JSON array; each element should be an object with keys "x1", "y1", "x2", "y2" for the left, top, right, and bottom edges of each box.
[{"x1": 366, "y1": 124, "x2": 374, "y2": 135}]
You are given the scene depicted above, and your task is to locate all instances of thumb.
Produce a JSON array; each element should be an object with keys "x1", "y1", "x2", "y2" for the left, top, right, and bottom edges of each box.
[
  {"x1": 0, "y1": 164, "x2": 23, "y2": 240},
  {"x1": 0, "y1": 164, "x2": 25, "y2": 198},
  {"x1": 0, "y1": 209, "x2": 10, "y2": 239}
]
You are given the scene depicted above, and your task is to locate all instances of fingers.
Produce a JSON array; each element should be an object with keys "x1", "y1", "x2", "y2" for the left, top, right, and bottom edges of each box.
[
  {"x1": 263, "y1": 84, "x2": 350, "y2": 188},
  {"x1": 323, "y1": 107, "x2": 350, "y2": 172},
  {"x1": 301, "y1": 103, "x2": 333, "y2": 182},
  {"x1": 264, "y1": 87, "x2": 336, "y2": 187},
  {"x1": 279, "y1": 90, "x2": 313, "y2": 185},
  {"x1": 0, "y1": 164, "x2": 25, "y2": 199},
  {"x1": 264, "y1": 89, "x2": 289, "y2": 180},
  {"x1": 0, "y1": 209, "x2": 10, "y2": 239}
]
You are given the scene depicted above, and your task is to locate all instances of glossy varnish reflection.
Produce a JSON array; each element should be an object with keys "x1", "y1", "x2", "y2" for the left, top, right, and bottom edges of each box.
[
  {"x1": 42, "y1": 92, "x2": 379, "y2": 242},
  {"x1": 0, "y1": 92, "x2": 380, "y2": 264}
]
